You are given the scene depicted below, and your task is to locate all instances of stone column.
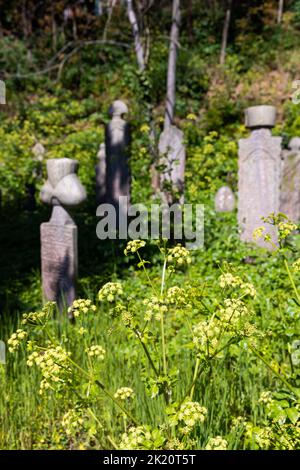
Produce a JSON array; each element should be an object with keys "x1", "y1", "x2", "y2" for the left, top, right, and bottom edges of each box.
[
  {"x1": 96, "y1": 142, "x2": 106, "y2": 205},
  {"x1": 280, "y1": 137, "x2": 300, "y2": 222},
  {"x1": 238, "y1": 106, "x2": 282, "y2": 247},
  {"x1": 215, "y1": 186, "x2": 235, "y2": 212},
  {"x1": 40, "y1": 158, "x2": 86, "y2": 310},
  {"x1": 105, "y1": 100, "x2": 131, "y2": 221},
  {"x1": 158, "y1": 125, "x2": 186, "y2": 204}
]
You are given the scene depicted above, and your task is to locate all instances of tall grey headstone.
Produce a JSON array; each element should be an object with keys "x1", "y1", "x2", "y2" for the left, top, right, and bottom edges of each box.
[
  {"x1": 96, "y1": 143, "x2": 106, "y2": 204},
  {"x1": 40, "y1": 158, "x2": 86, "y2": 310},
  {"x1": 238, "y1": 106, "x2": 282, "y2": 248},
  {"x1": 0, "y1": 80, "x2": 5, "y2": 105},
  {"x1": 280, "y1": 137, "x2": 300, "y2": 222},
  {"x1": 105, "y1": 100, "x2": 131, "y2": 220},
  {"x1": 215, "y1": 186, "x2": 235, "y2": 212},
  {"x1": 158, "y1": 125, "x2": 186, "y2": 204}
]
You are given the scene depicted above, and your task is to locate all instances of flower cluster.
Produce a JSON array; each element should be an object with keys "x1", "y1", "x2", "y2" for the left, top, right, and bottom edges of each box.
[
  {"x1": 169, "y1": 401, "x2": 207, "y2": 434},
  {"x1": 61, "y1": 409, "x2": 85, "y2": 437},
  {"x1": 245, "y1": 423, "x2": 272, "y2": 449},
  {"x1": 219, "y1": 273, "x2": 256, "y2": 297},
  {"x1": 278, "y1": 221, "x2": 297, "y2": 239},
  {"x1": 205, "y1": 436, "x2": 228, "y2": 450},
  {"x1": 258, "y1": 391, "x2": 273, "y2": 405},
  {"x1": 167, "y1": 245, "x2": 192, "y2": 267},
  {"x1": 27, "y1": 345, "x2": 71, "y2": 394},
  {"x1": 7, "y1": 329, "x2": 27, "y2": 353},
  {"x1": 219, "y1": 273, "x2": 242, "y2": 288},
  {"x1": 292, "y1": 259, "x2": 300, "y2": 272},
  {"x1": 98, "y1": 282, "x2": 123, "y2": 302},
  {"x1": 119, "y1": 426, "x2": 164, "y2": 450},
  {"x1": 166, "y1": 286, "x2": 189, "y2": 306},
  {"x1": 114, "y1": 387, "x2": 135, "y2": 401},
  {"x1": 67, "y1": 298, "x2": 96, "y2": 318},
  {"x1": 85, "y1": 345, "x2": 106, "y2": 359},
  {"x1": 124, "y1": 240, "x2": 146, "y2": 256},
  {"x1": 193, "y1": 319, "x2": 221, "y2": 355},
  {"x1": 143, "y1": 296, "x2": 168, "y2": 321},
  {"x1": 140, "y1": 124, "x2": 150, "y2": 133},
  {"x1": 21, "y1": 302, "x2": 55, "y2": 325},
  {"x1": 253, "y1": 226, "x2": 266, "y2": 241},
  {"x1": 219, "y1": 298, "x2": 250, "y2": 324}
]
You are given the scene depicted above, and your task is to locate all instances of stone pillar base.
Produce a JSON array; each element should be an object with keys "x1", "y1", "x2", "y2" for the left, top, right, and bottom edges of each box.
[{"x1": 41, "y1": 222, "x2": 77, "y2": 310}]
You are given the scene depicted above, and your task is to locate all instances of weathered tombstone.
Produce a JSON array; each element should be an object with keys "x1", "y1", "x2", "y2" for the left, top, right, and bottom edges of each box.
[
  {"x1": 32, "y1": 142, "x2": 45, "y2": 161},
  {"x1": 238, "y1": 105, "x2": 282, "y2": 248},
  {"x1": 40, "y1": 158, "x2": 86, "y2": 310},
  {"x1": 215, "y1": 186, "x2": 235, "y2": 212},
  {"x1": 280, "y1": 137, "x2": 300, "y2": 222},
  {"x1": 158, "y1": 125, "x2": 186, "y2": 204},
  {"x1": 0, "y1": 340, "x2": 5, "y2": 365},
  {"x1": 105, "y1": 100, "x2": 131, "y2": 220},
  {"x1": 0, "y1": 80, "x2": 5, "y2": 105},
  {"x1": 96, "y1": 142, "x2": 106, "y2": 204}
]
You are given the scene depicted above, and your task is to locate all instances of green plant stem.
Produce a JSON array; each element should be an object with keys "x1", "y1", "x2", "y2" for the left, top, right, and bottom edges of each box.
[
  {"x1": 190, "y1": 357, "x2": 200, "y2": 400},
  {"x1": 250, "y1": 345, "x2": 299, "y2": 397},
  {"x1": 95, "y1": 380, "x2": 139, "y2": 425},
  {"x1": 284, "y1": 258, "x2": 300, "y2": 305},
  {"x1": 137, "y1": 251, "x2": 158, "y2": 295},
  {"x1": 160, "y1": 258, "x2": 167, "y2": 377},
  {"x1": 134, "y1": 328, "x2": 159, "y2": 377}
]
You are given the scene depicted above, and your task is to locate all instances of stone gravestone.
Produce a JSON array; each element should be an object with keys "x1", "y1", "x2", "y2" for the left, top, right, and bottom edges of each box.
[
  {"x1": 215, "y1": 186, "x2": 235, "y2": 212},
  {"x1": 238, "y1": 105, "x2": 282, "y2": 248},
  {"x1": 280, "y1": 137, "x2": 300, "y2": 222},
  {"x1": 105, "y1": 100, "x2": 131, "y2": 221},
  {"x1": 158, "y1": 125, "x2": 186, "y2": 204},
  {"x1": 96, "y1": 142, "x2": 106, "y2": 204},
  {"x1": 40, "y1": 158, "x2": 86, "y2": 310},
  {"x1": 0, "y1": 80, "x2": 5, "y2": 105}
]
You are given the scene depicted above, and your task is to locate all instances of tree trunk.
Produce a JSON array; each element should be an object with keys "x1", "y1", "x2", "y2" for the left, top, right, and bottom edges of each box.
[
  {"x1": 220, "y1": 0, "x2": 232, "y2": 65},
  {"x1": 126, "y1": 0, "x2": 145, "y2": 72},
  {"x1": 277, "y1": 0, "x2": 284, "y2": 24},
  {"x1": 164, "y1": 0, "x2": 181, "y2": 129}
]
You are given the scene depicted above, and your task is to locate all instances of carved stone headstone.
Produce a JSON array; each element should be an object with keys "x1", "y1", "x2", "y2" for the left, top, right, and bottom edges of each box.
[
  {"x1": 40, "y1": 158, "x2": 86, "y2": 310},
  {"x1": 105, "y1": 100, "x2": 131, "y2": 219},
  {"x1": 96, "y1": 143, "x2": 106, "y2": 204},
  {"x1": 0, "y1": 80, "x2": 6, "y2": 105},
  {"x1": 158, "y1": 125, "x2": 186, "y2": 204},
  {"x1": 215, "y1": 186, "x2": 235, "y2": 212},
  {"x1": 280, "y1": 137, "x2": 300, "y2": 222},
  {"x1": 238, "y1": 106, "x2": 282, "y2": 248},
  {"x1": 32, "y1": 142, "x2": 45, "y2": 161}
]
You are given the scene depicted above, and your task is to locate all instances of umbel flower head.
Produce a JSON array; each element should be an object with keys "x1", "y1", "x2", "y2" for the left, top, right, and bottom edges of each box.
[
  {"x1": 85, "y1": 345, "x2": 106, "y2": 359},
  {"x1": 205, "y1": 436, "x2": 228, "y2": 450},
  {"x1": 219, "y1": 273, "x2": 256, "y2": 297},
  {"x1": 167, "y1": 244, "x2": 192, "y2": 266},
  {"x1": 114, "y1": 387, "x2": 135, "y2": 401},
  {"x1": 143, "y1": 296, "x2": 168, "y2": 321},
  {"x1": 67, "y1": 298, "x2": 96, "y2": 318},
  {"x1": 21, "y1": 302, "x2": 55, "y2": 325},
  {"x1": 7, "y1": 329, "x2": 27, "y2": 353},
  {"x1": 124, "y1": 239, "x2": 146, "y2": 256},
  {"x1": 98, "y1": 282, "x2": 123, "y2": 302},
  {"x1": 27, "y1": 345, "x2": 72, "y2": 395},
  {"x1": 61, "y1": 409, "x2": 85, "y2": 437},
  {"x1": 168, "y1": 400, "x2": 207, "y2": 434}
]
